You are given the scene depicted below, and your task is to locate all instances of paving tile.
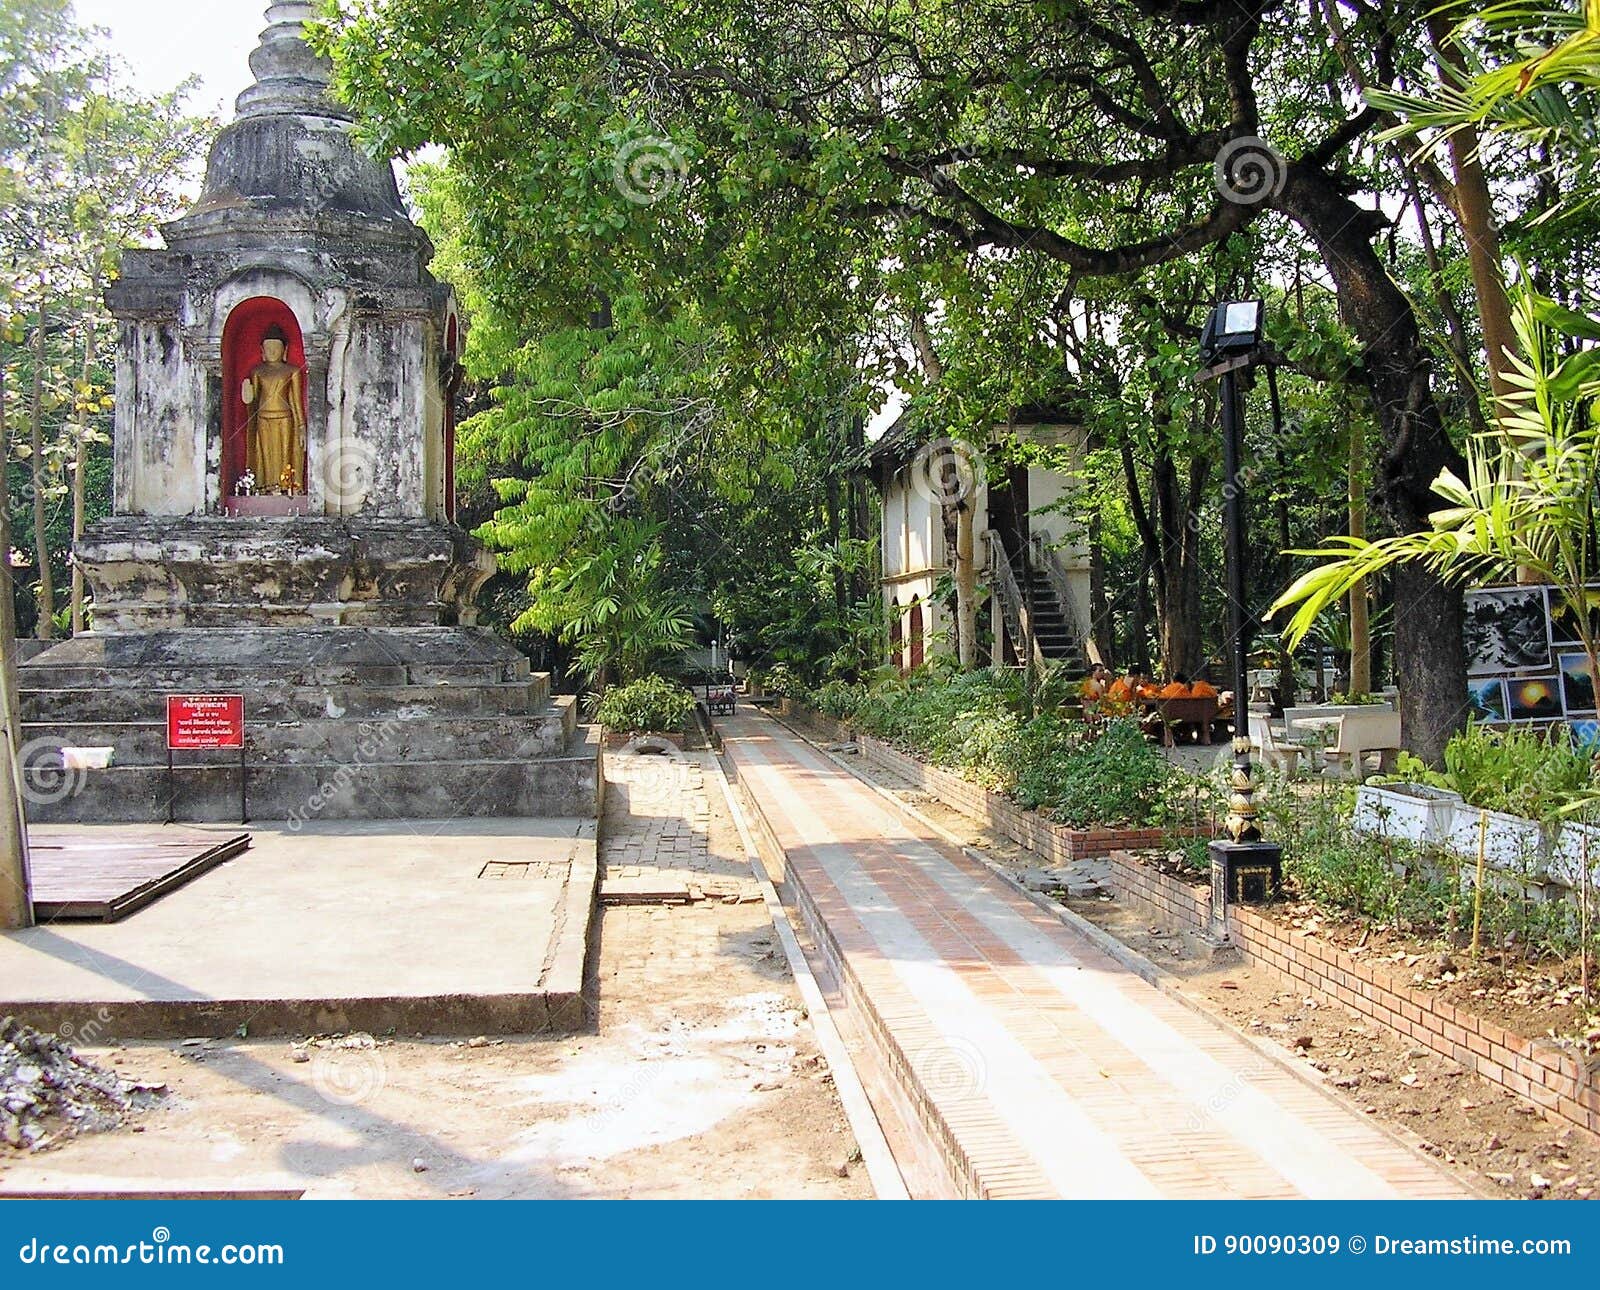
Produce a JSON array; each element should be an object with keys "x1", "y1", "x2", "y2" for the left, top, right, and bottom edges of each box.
[{"x1": 723, "y1": 712, "x2": 1472, "y2": 1201}]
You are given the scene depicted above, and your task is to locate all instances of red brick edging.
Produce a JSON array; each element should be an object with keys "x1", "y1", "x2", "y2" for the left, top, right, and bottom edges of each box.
[
  {"x1": 1106, "y1": 850, "x2": 1600, "y2": 1140},
  {"x1": 854, "y1": 732, "x2": 1202, "y2": 860}
]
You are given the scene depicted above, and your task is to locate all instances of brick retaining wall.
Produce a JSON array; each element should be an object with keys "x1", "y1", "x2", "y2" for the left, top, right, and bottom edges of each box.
[
  {"x1": 854, "y1": 732, "x2": 1195, "y2": 861},
  {"x1": 1103, "y1": 850, "x2": 1600, "y2": 1139}
]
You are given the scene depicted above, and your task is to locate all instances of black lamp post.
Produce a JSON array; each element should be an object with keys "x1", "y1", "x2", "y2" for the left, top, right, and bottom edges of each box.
[{"x1": 1198, "y1": 301, "x2": 1282, "y2": 930}]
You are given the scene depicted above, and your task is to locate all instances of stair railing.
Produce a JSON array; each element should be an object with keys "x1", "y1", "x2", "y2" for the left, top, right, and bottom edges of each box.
[
  {"x1": 1028, "y1": 532, "x2": 1097, "y2": 666},
  {"x1": 982, "y1": 529, "x2": 1047, "y2": 670}
]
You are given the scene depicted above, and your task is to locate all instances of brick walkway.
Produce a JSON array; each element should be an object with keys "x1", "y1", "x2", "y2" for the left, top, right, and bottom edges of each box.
[
  {"x1": 602, "y1": 750, "x2": 763, "y2": 904},
  {"x1": 723, "y1": 709, "x2": 1473, "y2": 1200}
]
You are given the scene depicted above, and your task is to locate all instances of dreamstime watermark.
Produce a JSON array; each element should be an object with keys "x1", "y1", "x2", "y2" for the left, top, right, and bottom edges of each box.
[
  {"x1": 16, "y1": 738, "x2": 88, "y2": 805},
  {"x1": 309, "y1": 1042, "x2": 388, "y2": 1108},
  {"x1": 908, "y1": 1036, "x2": 988, "y2": 1102},
  {"x1": 286, "y1": 717, "x2": 403, "y2": 831},
  {"x1": 1183, "y1": 1049, "x2": 1276, "y2": 1133},
  {"x1": 1185, "y1": 415, "x2": 1320, "y2": 538},
  {"x1": 909, "y1": 437, "x2": 983, "y2": 509},
  {"x1": 616, "y1": 739, "x2": 696, "y2": 804},
  {"x1": 56, "y1": 1006, "x2": 116, "y2": 1049},
  {"x1": 1214, "y1": 135, "x2": 1287, "y2": 206},
  {"x1": 17, "y1": 1225, "x2": 284, "y2": 1267},
  {"x1": 613, "y1": 135, "x2": 688, "y2": 206},
  {"x1": 320, "y1": 437, "x2": 380, "y2": 512}
]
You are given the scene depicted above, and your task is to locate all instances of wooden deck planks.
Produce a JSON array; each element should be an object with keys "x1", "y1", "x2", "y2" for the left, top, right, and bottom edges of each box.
[{"x1": 28, "y1": 829, "x2": 251, "y2": 921}]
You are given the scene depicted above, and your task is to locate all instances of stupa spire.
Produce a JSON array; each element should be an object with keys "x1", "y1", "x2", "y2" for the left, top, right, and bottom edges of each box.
[{"x1": 234, "y1": 1, "x2": 347, "y2": 121}]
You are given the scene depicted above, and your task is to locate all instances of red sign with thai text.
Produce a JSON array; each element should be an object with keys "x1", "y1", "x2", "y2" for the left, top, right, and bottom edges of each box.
[{"x1": 166, "y1": 695, "x2": 245, "y2": 750}]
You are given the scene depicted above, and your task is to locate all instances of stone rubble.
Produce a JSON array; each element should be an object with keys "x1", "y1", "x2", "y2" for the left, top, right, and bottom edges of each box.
[{"x1": 0, "y1": 1016, "x2": 166, "y2": 1152}]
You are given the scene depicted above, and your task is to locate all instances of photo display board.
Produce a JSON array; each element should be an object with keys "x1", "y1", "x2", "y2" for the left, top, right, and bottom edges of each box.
[{"x1": 1464, "y1": 585, "x2": 1600, "y2": 735}]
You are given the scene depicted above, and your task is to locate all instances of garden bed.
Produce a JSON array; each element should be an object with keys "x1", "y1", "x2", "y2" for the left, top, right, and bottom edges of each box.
[
  {"x1": 854, "y1": 733, "x2": 1204, "y2": 860},
  {"x1": 1101, "y1": 848, "x2": 1600, "y2": 1141}
]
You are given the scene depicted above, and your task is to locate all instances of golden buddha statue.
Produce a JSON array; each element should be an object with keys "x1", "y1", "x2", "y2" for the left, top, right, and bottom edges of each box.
[{"x1": 242, "y1": 326, "x2": 306, "y2": 493}]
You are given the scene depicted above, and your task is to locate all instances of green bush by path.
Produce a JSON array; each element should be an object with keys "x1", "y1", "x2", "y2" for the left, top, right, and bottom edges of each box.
[
  {"x1": 803, "y1": 666, "x2": 1179, "y2": 829},
  {"x1": 595, "y1": 675, "x2": 698, "y2": 733}
]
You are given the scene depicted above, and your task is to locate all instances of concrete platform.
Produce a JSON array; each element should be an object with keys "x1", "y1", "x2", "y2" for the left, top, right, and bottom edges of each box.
[{"x1": 0, "y1": 819, "x2": 597, "y2": 1038}]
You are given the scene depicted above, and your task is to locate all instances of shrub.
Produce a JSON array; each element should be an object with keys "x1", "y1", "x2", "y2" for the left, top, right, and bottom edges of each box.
[
  {"x1": 595, "y1": 675, "x2": 697, "y2": 733},
  {"x1": 762, "y1": 664, "x2": 809, "y2": 700},
  {"x1": 1441, "y1": 724, "x2": 1594, "y2": 821},
  {"x1": 1012, "y1": 719, "x2": 1170, "y2": 828},
  {"x1": 812, "y1": 679, "x2": 868, "y2": 720}
]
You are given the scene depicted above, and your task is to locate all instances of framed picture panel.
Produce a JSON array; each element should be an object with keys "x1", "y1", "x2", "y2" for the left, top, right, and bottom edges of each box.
[{"x1": 1464, "y1": 587, "x2": 1553, "y2": 675}]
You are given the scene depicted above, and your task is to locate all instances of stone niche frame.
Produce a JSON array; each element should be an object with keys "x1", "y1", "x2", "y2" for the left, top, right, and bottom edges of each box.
[{"x1": 196, "y1": 269, "x2": 333, "y2": 517}]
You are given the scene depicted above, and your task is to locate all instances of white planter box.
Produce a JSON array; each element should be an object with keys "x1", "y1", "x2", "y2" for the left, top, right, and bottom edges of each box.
[
  {"x1": 1444, "y1": 803, "x2": 1550, "y2": 876},
  {"x1": 1550, "y1": 823, "x2": 1600, "y2": 890},
  {"x1": 1352, "y1": 783, "x2": 1460, "y2": 846}
]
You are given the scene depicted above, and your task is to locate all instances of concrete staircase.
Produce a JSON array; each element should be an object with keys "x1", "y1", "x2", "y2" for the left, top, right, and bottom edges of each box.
[
  {"x1": 1011, "y1": 555, "x2": 1084, "y2": 669},
  {"x1": 18, "y1": 628, "x2": 600, "y2": 823}
]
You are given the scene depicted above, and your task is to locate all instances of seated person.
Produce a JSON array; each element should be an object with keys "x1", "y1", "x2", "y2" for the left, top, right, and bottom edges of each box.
[
  {"x1": 1109, "y1": 669, "x2": 1155, "y2": 707},
  {"x1": 1079, "y1": 664, "x2": 1111, "y2": 704},
  {"x1": 1105, "y1": 670, "x2": 1137, "y2": 706},
  {"x1": 1188, "y1": 676, "x2": 1219, "y2": 698},
  {"x1": 1158, "y1": 672, "x2": 1194, "y2": 699}
]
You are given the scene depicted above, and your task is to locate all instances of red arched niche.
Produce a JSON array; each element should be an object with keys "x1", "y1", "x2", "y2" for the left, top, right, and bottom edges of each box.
[
  {"x1": 908, "y1": 601, "x2": 925, "y2": 669},
  {"x1": 889, "y1": 601, "x2": 905, "y2": 673},
  {"x1": 222, "y1": 297, "x2": 308, "y2": 501}
]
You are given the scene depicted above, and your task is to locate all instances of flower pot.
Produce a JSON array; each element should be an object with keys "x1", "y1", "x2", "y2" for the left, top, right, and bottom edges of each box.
[
  {"x1": 1444, "y1": 802, "x2": 1550, "y2": 877},
  {"x1": 1352, "y1": 783, "x2": 1460, "y2": 846}
]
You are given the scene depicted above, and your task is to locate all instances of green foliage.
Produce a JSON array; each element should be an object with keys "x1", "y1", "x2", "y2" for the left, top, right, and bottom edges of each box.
[
  {"x1": 808, "y1": 669, "x2": 1176, "y2": 828},
  {"x1": 594, "y1": 674, "x2": 697, "y2": 733},
  {"x1": 1441, "y1": 724, "x2": 1596, "y2": 820},
  {"x1": 1274, "y1": 288, "x2": 1600, "y2": 684},
  {"x1": 811, "y1": 678, "x2": 868, "y2": 720},
  {"x1": 533, "y1": 519, "x2": 694, "y2": 686},
  {"x1": 759, "y1": 664, "x2": 810, "y2": 701},
  {"x1": 1262, "y1": 785, "x2": 1454, "y2": 928},
  {"x1": 1385, "y1": 725, "x2": 1597, "y2": 821},
  {"x1": 1011, "y1": 719, "x2": 1171, "y2": 829}
]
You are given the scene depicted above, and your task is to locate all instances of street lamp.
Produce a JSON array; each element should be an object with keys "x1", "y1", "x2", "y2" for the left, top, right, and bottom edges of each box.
[{"x1": 1198, "y1": 300, "x2": 1281, "y2": 934}]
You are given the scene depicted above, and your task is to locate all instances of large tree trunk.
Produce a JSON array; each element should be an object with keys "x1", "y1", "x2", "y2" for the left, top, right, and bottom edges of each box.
[
  {"x1": 29, "y1": 308, "x2": 54, "y2": 640},
  {"x1": 1120, "y1": 437, "x2": 1208, "y2": 679},
  {"x1": 1347, "y1": 417, "x2": 1372, "y2": 694},
  {"x1": 1278, "y1": 167, "x2": 1469, "y2": 762},
  {"x1": 1427, "y1": 10, "x2": 1519, "y2": 404},
  {"x1": 1152, "y1": 452, "x2": 1207, "y2": 677}
]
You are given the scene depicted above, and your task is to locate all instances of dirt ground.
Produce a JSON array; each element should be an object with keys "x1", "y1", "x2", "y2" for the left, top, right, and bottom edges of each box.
[
  {"x1": 0, "y1": 753, "x2": 869, "y2": 1200},
  {"x1": 1067, "y1": 892, "x2": 1600, "y2": 1200},
  {"x1": 828, "y1": 733, "x2": 1600, "y2": 1201}
]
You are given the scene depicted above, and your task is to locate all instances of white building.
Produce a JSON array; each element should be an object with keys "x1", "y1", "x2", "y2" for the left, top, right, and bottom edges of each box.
[{"x1": 870, "y1": 414, "x2": 1097, "y2": 671}]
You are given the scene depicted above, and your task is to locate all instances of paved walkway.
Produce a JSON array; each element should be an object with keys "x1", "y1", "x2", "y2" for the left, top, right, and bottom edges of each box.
[
  {"x1": 723, "y1": 710, "x2": 1472, "y2": 1200},
  {"x1": 601, "y1": 751, "x2": 762, "y2": 904}
]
